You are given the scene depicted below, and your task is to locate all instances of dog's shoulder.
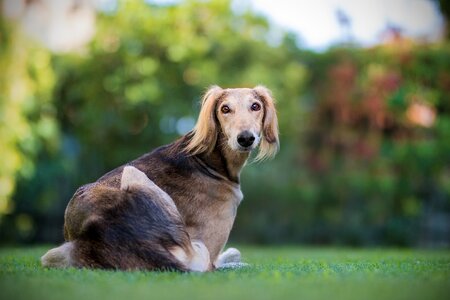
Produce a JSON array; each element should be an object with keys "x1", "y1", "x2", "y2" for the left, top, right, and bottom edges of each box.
[{"x1": 132, "y1": 138, "x2": 195, "y2": 176}]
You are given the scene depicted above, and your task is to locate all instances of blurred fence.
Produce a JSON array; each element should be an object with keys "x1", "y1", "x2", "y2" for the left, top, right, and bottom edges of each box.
[{"x1": 0, "y1": 0, "x2": 449, "y2": 247}]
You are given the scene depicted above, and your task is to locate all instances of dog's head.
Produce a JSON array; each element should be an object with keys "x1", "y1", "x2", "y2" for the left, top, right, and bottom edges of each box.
[{"x1": 185, "y1": 85, "x2": 279, "y2": 160}]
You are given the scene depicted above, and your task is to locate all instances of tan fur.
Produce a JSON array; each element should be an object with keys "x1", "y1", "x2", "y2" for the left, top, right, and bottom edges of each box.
[
  {"x1": 182, "y1": 86, "x2": 279, "y2": 264},
  {"x1": 184, "y1": 85, "x2": 224, "y2": 155},
  {"x1": 253, "y1": 85, "x2": 279, "y2": 161},
  {"x1": 215, "y1": 88, "x2": 263, "y2": 152},
  {"x1": 44, "y1": 86, "x2": 279, "y2": 272},
  {"x1": 41, "y1": 242, "x2": 74, "y2": 268},
  {"x1": 184, "y1": 86, "x2": 279, "y2": 160}
]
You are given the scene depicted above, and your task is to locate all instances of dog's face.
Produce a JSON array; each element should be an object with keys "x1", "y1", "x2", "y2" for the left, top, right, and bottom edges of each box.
[
  {"x1": 216, "y1": 88, "x2": 264, "y2": 152},
  {"x1": 185, "y1": 85, "x2": 279, "y2": 160}
]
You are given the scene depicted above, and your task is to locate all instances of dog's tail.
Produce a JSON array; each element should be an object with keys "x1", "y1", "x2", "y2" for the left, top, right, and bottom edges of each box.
[{"x1": 41, "y1": 242, "x2": 74, "y2": 268}]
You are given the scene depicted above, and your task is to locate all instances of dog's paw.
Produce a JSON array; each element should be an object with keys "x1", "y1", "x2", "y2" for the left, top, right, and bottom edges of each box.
[
  {"x1": 215, "y1": 247, "x2": 242, "y2": 268},
  {"x1": 189, "y1": 241, "x2": 211, "y2": 272}
]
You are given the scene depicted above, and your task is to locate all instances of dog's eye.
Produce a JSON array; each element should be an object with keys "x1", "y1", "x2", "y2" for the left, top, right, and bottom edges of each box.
[
  {"x1": 221, "y1": 105, "x2": 231, "y2": 114},
  {"x1": 251, "y1": 102, "x2": 261, "y2": 111}
]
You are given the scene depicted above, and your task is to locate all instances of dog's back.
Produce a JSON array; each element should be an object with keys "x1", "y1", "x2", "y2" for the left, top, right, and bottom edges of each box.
[{"x1": 42, "y1": 166, "x2": 210, "y2": 272}]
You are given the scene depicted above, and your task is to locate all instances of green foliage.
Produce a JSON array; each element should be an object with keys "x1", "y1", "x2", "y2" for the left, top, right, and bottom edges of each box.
[
  {"x1": 0, "y1": 17, "x2": 58, "y2": 225},
  {"x1": 1, "y1": 246, "x2": 449, "y2": 300},
  {"x1": 0, "y1": 0, "x2": 449, "y2": 246},
  {"x1": 237, "y1": 45, "x2": 450, "y2": 246}
]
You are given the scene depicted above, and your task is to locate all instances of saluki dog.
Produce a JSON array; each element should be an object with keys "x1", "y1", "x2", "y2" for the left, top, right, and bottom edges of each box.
[{"x1": 41, "y1": 85, "x2": 279, "y2": 272}]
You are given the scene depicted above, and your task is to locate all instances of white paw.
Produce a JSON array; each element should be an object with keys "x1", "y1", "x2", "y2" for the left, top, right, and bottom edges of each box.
[
  {"x1": 215, "y1": 247, "x2": 241, "y2": 268},
  {"x1": 188, "y1": 241, "x2": 211, "y2": 272}
]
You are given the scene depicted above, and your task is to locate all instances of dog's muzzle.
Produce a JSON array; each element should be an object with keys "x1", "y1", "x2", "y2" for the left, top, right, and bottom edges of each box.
[{"x1": 237, "y1": 131, "x2": 256, "y2": 148}]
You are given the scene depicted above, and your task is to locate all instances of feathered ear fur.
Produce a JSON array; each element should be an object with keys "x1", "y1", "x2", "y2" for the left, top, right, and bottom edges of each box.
[
  {"x1": 184, "y1": 85, "x2": 224, "y2": 155},
  {"x1": 254, "y1": 85, "x2": 279, "y2": 161}
]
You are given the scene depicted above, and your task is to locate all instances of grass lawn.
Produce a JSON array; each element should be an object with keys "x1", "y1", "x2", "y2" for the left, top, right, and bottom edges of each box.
[{"x1": 0, "y1": 246, "x2": 449, "y2": 300}]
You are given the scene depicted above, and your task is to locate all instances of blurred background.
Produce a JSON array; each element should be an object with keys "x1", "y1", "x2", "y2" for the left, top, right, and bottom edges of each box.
[{"x1": 0, "y1": 0, "x2": 449, "y2": 248}]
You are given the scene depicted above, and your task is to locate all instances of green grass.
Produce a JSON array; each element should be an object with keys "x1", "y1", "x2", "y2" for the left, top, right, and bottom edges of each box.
[{"x1": 0, "y1": 246, "x2": 449, "y2": 300}]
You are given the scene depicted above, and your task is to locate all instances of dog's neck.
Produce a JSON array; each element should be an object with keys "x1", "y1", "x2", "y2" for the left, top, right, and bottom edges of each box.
[{"x1": 198, "y1": 134, "x2": 249, "y2": 184}]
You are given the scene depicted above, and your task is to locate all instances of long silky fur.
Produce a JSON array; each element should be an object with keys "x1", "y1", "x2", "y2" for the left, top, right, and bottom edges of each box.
[{"x1": 43, "y1": 85, "x2": 279, "y2": 272}]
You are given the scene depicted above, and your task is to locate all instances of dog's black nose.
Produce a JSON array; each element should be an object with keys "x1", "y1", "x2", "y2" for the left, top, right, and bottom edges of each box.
[{"x1": 237, "y1": 131, "x2": 255, "y2": 147}]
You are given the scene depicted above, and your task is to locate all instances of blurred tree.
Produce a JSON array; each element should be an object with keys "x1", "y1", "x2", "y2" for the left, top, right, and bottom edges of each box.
[
  {"x1": 0, "y1": 16, "x2": 59, "y2": 240},
  {"x1": 335, "y1": 8, "x2": 353, "y2": 45},
  {"x1": 0, "y1": 0, "x2": 307, "y2": 243},
  {"x1": 1, "y1": 0, "x2": 96, "y2": 53},
  {"x1": 437, "y1": 0, "x2": 450, "y2": 39},
  {"x1": 0, "y1": 0, "x2": 449, "y2": 247}
]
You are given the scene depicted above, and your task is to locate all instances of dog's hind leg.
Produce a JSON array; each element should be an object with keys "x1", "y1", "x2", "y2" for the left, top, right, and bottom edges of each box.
[
  {"x1": 169, "y1": 240, "x2": 210, "y2": 272},
  {"x1": 121, "y1": 166, "x2": 178, "y2": 212},
  {"x1": 41, "y1": 242, "x2": 74, "y2": 268},
  {"x1": 121, "y1": 166, "x2": 211, "y2": 271}
]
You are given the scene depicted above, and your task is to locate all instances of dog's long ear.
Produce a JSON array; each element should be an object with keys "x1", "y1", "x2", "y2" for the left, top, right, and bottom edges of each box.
[
  {"x1": 254, "y1": 85, "x2": 279, "y2": 161},
  {"x1": 184, "y1": 85, "x2": 224, "y2": 155}
]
